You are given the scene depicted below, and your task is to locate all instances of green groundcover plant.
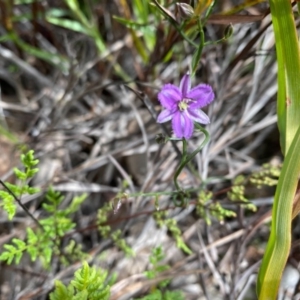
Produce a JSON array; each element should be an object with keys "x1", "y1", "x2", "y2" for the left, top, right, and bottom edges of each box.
[{"x1": 1, "y1": 1, "x2": 300, "y2": 299}]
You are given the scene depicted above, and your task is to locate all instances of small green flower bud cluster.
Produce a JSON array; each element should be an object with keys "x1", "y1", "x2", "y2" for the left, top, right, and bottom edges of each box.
[
  {"x1": 111, "y1": 230, "x2": 134, "y2": 257},
  {"x1": 153, "y1": 210, "x2": 192, "y2": 254},
  {"x1": 97, "y1": 203, "x2": 134, "y2": 256},
  {"x1": 196, "y1": 191, "x2": 237, "y2": 225},
  {"x1": 62, "y1": 240, "x2": 88, "y2": 266},
  {"x1": 196, "y1": 190, "x2": 213, "y2": 225},
  {"x1": 249, "y1": 163, "x2": 281, "y2": 188},
  {"x1": 209, "y1": 202, "x2": 236, "y2": 223},
  {"x1": 97, "y1": 203, "x2": 112, "y2": 238},
  {"x1": 227, "y1": 175, "x2": 257, "y2": 212}
]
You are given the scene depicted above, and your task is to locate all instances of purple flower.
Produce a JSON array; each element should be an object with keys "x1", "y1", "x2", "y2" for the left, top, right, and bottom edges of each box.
[{"x1": 157, "y1": 73, "x2": 214, "y2": 139}]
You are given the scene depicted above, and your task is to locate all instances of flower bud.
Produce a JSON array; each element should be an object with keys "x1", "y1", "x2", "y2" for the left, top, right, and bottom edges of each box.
[
  {"x1": 156, "y1": 134, "x2": 168, "y2": 144},
  {"x1": 224, "y1": 24, "x2": 234, "y2": 40},
  {"x1": 176, "y1": 3, "x2": 194, "y2": 21}
]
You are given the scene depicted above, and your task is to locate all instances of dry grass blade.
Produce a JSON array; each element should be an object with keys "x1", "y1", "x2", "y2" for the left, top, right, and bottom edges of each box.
[{"x1": 0, "y1": 1, "x2": 288, "y2": 299}]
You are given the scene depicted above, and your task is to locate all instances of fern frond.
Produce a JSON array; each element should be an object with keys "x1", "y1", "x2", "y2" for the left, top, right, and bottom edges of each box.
[
  {"x1": 0, "y1": 238, "x2": 27, "y2": 264},
  {"x1": 0, "y1": 191, "x2": 17, "y2": 220},
  {"x1": 49, "y1": 280, "x2": 74, "y2": 300},
  {"x1": 21, "y1": 150, "x2": 39, "y2": 168},
  {"x1": 50, "y1": 262, "x2": 110, "y2": 300}
]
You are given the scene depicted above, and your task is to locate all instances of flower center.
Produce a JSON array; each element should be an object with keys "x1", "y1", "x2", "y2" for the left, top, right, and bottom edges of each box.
[{"x1": 178, "y1": 98, "x2": 191, "y2": 111}]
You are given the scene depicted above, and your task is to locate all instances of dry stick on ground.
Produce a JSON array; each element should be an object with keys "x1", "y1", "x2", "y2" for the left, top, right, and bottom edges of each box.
[
  {"x1": 110, "y1": 268, "x2": 206, "y2": 300},
  {"x1": 0, "y1": 2, "x2": 282, "y2": 299},
  {"x1": 0, "y1": 45, "x2": 53, "y2": 88}
]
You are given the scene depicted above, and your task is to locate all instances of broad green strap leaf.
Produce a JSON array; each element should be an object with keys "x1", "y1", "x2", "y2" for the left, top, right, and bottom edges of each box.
[
  {"x1": 257, "y1": 125, "x2": 300, "y2": 299},
  {"x1": 257, "y1": 1, "x2": 300, "y2": 298},
  {"x1": 270, "y1": 1, "x2": 300, "y2": 155}
]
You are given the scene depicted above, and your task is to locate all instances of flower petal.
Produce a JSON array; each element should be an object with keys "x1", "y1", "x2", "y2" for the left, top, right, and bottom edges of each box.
[
  {"x1": 172, "y1": 111, "x2": 194, "y2": 139},
  {"x1": 158, "y1": 84, "x2": 182, "y2": 109},
  {"x1": 183, "y1": 114, "x2": 194, "y2": 139},
  {"x1": 157, "y1": 109, "x2": 175, "y2": 123},
  {"x1": 179, "y1": 73, "x2": 191, "y2": 97},
  {"x1": 188, "y1": 108, "x2": 210, "y2": 124},
  {"x1": 187, "y1": 84, "x2": 214, "y2": 109}
]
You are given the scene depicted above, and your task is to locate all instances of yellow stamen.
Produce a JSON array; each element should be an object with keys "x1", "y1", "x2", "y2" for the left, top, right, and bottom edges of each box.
[{"x1": 178, "y1": 100, "x2": 188, "y2": 111}]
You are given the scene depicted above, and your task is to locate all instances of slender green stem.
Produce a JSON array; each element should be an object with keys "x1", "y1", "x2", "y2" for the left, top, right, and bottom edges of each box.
[
  {"x1": 191, "y1": 17, "x2": 205, "y2": 75},
  {"x1": 205, "y1": 37, "x2": 225, "y2": 46},
  {"x1": 188, "y1": 123, "x2": 210, "y2": 161},
  {"x1": 152, "y1": 0, "x2": 198, "y2": 48},
  {"x1": 173, "y1": 124, "x2": 210, "y2": 192}
]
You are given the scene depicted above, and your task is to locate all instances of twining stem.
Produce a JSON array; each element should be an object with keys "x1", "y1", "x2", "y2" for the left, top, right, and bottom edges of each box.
[{"x1": 173, "y1": 124, "x2": 210, "y2": 194}]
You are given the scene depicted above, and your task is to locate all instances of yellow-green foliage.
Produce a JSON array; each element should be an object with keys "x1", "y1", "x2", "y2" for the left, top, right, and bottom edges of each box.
[
  {"x1": 50, "y1": 262, "x2": 110, "y2": 300},
  {"x1": 0, "y1": 150, "x2": 39, "y2": 220},
  {"x1": 0, "y1": 187, "x2": 87, "y2": 268}
]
